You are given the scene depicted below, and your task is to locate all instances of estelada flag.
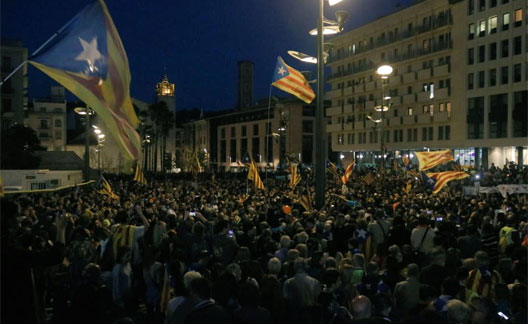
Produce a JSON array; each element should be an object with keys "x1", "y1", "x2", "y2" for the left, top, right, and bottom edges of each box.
[
  {"x1": 415, "y1": 149, "x2": 454, "y2": 171},
  {"x1": 426, "y1": 171, "x2": 469, "y2": 194},
  {"x1": 272, "y1": 56, "x2": 315, "y2": 104},
  {"x1": 29, "y1": 0, "x2": 141, "y2": 167},
  {"x1": 341, "y1": 161, "x2": 355, "y2": 184}
]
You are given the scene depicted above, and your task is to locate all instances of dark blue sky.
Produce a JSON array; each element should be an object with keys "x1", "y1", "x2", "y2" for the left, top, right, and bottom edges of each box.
[{"x1": 2, "y1": 0, "x2": 413, "y2": 111}]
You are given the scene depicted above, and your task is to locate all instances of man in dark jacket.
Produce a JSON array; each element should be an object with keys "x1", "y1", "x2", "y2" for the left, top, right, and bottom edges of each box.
[{"x1": 184, "y1": 277, "x2": 232, "y2": 324}]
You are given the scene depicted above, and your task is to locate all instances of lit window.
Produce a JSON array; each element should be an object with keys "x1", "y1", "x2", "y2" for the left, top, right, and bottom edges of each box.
[
  {"x1": 503, "y1": 13, "x2": 510, "y2": 30},
  {"x1": 439, "y1": 103, "x2": 445, "y2": 112},
  {"x1": 478, "y1": 20, "x2": 486, "y2": 36},
  {"x1": 429, "y1": 104, "x2": 434, "y2": 116},
  {"x1": 408, "y1": 107, "x2": 413, "y2": 115},
  {"x1": 446, "y1": 102, "x2": 451, "y2": 118},
  {"x1": 468, "y1": 23, "x2": 475, "y2": 39},
  {"x1": 488, "y1": 16, "x2": 497, "y2": 34},
  {"x1": 514, "y1": 9, "x2": 523, "y2": 27}
]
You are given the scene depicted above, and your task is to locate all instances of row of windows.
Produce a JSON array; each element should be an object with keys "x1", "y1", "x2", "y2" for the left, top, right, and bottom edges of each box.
[
  {"x1": 220, "y1": 120, "x2": 314, "y2": 139},
  {"x1": 468, "y1": 9, "x2": 523, "y2": 38},
  {"x1": 39, "y1": 119, "x2": 62, "y2": 128},
  {"x1": 468, "y1": 0, "x2": 514, "y2": 15},
  {"x1": 467, "y1": 36, "x2": 524, "y2": 64},
  {"x1": 39, "y1": 131, "x2": 62, "y2": 139},
  {"x1": 336, "y1": 125, "x2": 451, "y2": 145},
  {"x1": 467, "y1": 64, "x2": 524, "y2": 89}
]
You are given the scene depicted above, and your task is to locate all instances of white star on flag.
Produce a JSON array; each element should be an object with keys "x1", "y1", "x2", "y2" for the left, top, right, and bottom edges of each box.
[
  {"x1": 75, "y1": 37, "x2": 102, "y2": 72},
  {"x1": 277, "y1": 66, "x2": 286, "y2": 75}
]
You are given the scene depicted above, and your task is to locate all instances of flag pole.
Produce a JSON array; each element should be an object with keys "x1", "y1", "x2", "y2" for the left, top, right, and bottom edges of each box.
[
  {"x1": 265, "y1": 84, "x2": 272, "y2": 189},
  {"x1": 0, "y1": 10, "x2": 79, "y2": 87}
]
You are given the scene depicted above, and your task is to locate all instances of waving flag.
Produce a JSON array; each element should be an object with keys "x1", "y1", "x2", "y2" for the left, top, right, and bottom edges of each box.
[
  {"x1": 326, "y1": 160, "x2": 339, "y2": 181},
  {"x1": 272, "y1": 56, "x2": 315, "y2": 104},
  {"x1": 341, "y1": 161, "x2": 355, "y2": 184},
  {"x1": 415, "y1": 150, "x2": 454, "y2": 171},
  {"x1": 97, "y1": 175, "x2": 119, "y2": 200},
  {"x1": 402, "y1": 156, "x2": 410, "y2": 167},
  {"x1": 298, "y1": 186, "x2": 312, "y2": 212},
  {"x1": 247, "y1": 159, "x2": 265, "y2": 190},
  {"x1": 288, "y1": 162, "x2": 301, "y2": 189},
  {"x1": 426, "y1": 171, "x2": 469, "y2": 194},
  {"x1": 363, "y1": 173, "x2": 375, "y2": 185},
  {"x1": 133, "y1": 163, "x2": 147, "y2": 185},
  {"x1": 29, "y1": 0, "x2": 141, "y2": 166}
]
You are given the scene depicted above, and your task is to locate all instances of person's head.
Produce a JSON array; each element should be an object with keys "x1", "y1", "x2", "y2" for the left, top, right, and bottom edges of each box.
[
  {"x1": 407, "y1": 263, "x2": 420, "y2": 278},
  {"x1": 267, "y1": 257, "x2": 282, "y2": 275},
  {"x1": 447, "y1": 299, "x2": 471, "y2": 324},
  {"x1": 188, "y1": 277, "x2": 212, "y2": 301},
  {"x1": 226, "y1": 263, "x2": 242, "y2": 281},
  {"x1": 183, "y1": 271, "x2": 202, "y2": 290},
  {"x1": 293, "y1": 257, "x2": 307, "y2": 274},
  {"x1": 474, "y1": 251, "x2": 490, "y2": 268},
  {"x1": 287, "y1": 248, "x2": 300, "y2": 262},
  {"x1": 82, "y1": 263, "x2": 101, "y2": 282},
  {"x1": 280, "y1": 235, "x2": 291, "y2": 249},
  {"x1": 296, "y1": 243, "x2": 308, "y2": 258},
  {"x1": 351, "y1": 295, "x2": 372, "y2": 320}
]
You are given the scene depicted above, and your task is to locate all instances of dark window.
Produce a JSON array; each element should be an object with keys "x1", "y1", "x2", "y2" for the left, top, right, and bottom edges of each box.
[
  {"x1": 445, "y1": 126, "x2": 450, "y2": 140},
  {"x1": 220, "y1": 140, "x2": 226, "y2": 162},
  {"x1": 513, "y1": 36, "x2": 522, "y2": 55},
  {"x1": 407, "y1": 129, "x2": 412, "y2": 142},
  {"x1": 478, "y1": 45, "x2": 485, "y2": 62},
  {"x1": 438, "y1": 126, "x2": 444, "y2": 140},
  {"x1": 231, "y1": 127, "x2": 235, "y2": 137},
  {"x1": 513, "y1": 90, "x2": 528, "y2": 137},
  {"x1": 413, "y1": 128, "x2": 418, "y2": 141},
  {"x1": 422, "y1": 127, "x2": 427, "y2": 141},
  {"x1": 468, "y1": 73, "x2": 474, "y2": 89},
  {"x1": 252, "y1": 137, "x2": 260, "y2": 160},
  {"x1": 490, "y1": 0, "x2": 497, "y2": 8},
  {"x1": 513, "y1": 64, "x2": 522, "y2": 82},
  {"x1": 302, "y1": 120, "x2": 313, "y2": 133},
  {"x1": 489, "y1": 43, "x2": 497, "y2": 60},
  {"x1": 467, "y1": 97, "x2": 484, "y2": 139},
  {"x1": 240, "y1": 138, "x2": 247, "y2": 159},
  {"x1": 40, "y1": 119, "x2": 48, "y2": 129},
  {"x1": 230, "y1": 139, "x2": 237, "y2": 161},
  {"x1": 221, "y1": 128, "x2": 225, "y2": 139},
  {"x1": 489, "y1": 93, "x2": 508, "y2": 138},
  {"x1": 501, "y1": 66, "x2": 509, "y2": 84},
  {"x1": 501, "y1": 39, "x2": 509, "y2": 57},
  {"x1": 253, "y1": 124, "x2": 258, "y2": 136},
  {"x1": 266, "y1": 135, "x2": 273, "y2": 163},
  {"x1": 489, "y1": 69, "x2": 497, "y2": 86},
  {"x1": 468, "y1": 0, "x2": 474, "y2": 15},
  {"x1": 478, "y1": 71, "x2": 485, "y2": 88},
  {"x1": 241, "y1": 126, "x2": 247, "y2": 137},
  {"x1": 428, "y1": 127, "x2": 433, "y2": 141},
  {"x1": 302, "y1": 135, "x2": 313, "y2": 164},
  {"x1": 479, "y1": 0, "x2": 485, "y2": 11},
  {"x1": 468, "y1": 48, "x2": 474, "y2": 65}
]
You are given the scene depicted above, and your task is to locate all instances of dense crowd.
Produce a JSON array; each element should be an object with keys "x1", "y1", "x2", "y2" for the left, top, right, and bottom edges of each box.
[{"x1": 1, "y1": 164, "x2": 527, "y2": 324}]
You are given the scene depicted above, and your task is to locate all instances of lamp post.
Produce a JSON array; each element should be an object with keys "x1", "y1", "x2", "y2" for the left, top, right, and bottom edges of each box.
[
  {"x1": 375, "y1": 64, "x2": 393, "y2": 172},
  {"x1": 74, "y1": 107, "x2": 94, "y2": 181}
]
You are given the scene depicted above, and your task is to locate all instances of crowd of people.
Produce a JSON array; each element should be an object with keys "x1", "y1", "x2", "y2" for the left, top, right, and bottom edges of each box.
[{"x1": 1, "y1": 163, "x2": 527, "y2": 324}]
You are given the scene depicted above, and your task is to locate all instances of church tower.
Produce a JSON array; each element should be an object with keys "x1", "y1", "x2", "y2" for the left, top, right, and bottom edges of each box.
[{"x1": 156, "y1": 74, "x2": 175, "y2": 112}]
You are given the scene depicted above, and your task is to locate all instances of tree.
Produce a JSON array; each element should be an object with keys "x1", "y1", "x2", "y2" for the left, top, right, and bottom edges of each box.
[
  {"x1": 1, "y1": 124, "x2": 45, "y2": 169},
  {"x1": 148, "y1": 101, "x2": 174, "y2": 172}
]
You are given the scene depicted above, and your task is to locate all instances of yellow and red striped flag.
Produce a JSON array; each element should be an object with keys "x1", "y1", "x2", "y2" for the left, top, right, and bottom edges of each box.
[
  {"x1": 247, "y1": 159, "x2": 265, "y2": 190},
  {"x1": 271, "y1": 56, "x2": 315, "y2": 104},
  {"x1": 288, "y1": 162, "x2": 301, "y2": 189},
  {"x1": 363, "y1": 173, "x2": 375, "y2": 185},
  {"x1": 133, "y1": 163, "x2": 147, "y2": 185},
  {"x1": 341, "y1": 161, "x2": 355, "y2": 184},
  {"x1": 29, "y1": 0, "x2": 141, "y2": 167},
  {"x1": 426, "y1": 171, "x2": 469, "y2": 194},
  {"x1": 299, "y1": 187, "x2": 312, "y2": 212},
  {"x1": 415, "y1": 149, "x2": 454, "y2": 171},
  {"x1": 327, "y1": 160, "x2": 340, "y2": 181},
  {"x1": 402, "y1": 156, "x2": 410, "y2": 167},
  {"x1": 97, "y1": 176, "x2": 119, "y2": 200}
]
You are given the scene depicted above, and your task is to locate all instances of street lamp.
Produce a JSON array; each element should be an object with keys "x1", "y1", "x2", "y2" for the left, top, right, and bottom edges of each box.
[
  {"x1": 74, "y1": 107, "x2": 94, "y2": 181},
  {"x1": 375, "y1": 64, "x2": 393, "y2": 172}
]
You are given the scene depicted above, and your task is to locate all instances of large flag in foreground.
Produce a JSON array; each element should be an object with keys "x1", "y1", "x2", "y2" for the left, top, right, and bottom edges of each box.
[
  {"x1": 426, "y1": 171, "x2": 469, "y2": 194},
  {"x1": 271, "y1": 56, "x2": 315, "y2": 104},
  {"x1": 341, "y1": 161, "x2": 355, "y2": 184},
  {"x1": 415, "y1": 149, "x2": 454, "y2": 171},
  {"x1": 29, "y1": 0, "x2": 141, "y2": 165}
]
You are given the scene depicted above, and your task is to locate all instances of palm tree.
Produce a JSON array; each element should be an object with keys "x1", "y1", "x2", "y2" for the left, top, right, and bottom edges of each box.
[{"x1": 148, "y1": 101, "x2": 174, "y2": 172}]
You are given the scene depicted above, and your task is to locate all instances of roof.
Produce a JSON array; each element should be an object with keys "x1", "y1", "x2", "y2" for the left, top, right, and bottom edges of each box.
[{"x1": 36, "y1": 151, "x2": 85, "y2": 171}]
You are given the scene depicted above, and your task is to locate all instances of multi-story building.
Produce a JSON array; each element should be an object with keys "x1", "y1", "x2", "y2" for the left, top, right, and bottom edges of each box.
[
  {"x1": 26, "y1": 86, "x2": 67, "y2": 151},
  {"x1": 208, "y1": 98, "x2": 317, "y2": 171},
  {"x1": 182, "y1": 118, "x2": 210, "y2": 170},
  {"x1": 325, "y1": 0, "x2": 526, "y2": 168},
  {"x1": 0, "y1": 40, "x2": 28, "y2": 132}
]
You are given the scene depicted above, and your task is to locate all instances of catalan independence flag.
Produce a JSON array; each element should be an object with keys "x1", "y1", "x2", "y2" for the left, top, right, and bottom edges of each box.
[
  {"x1": 415, "y1": 149, "x2": 454, "y2": 171},
  {"x1": 29, "y1": 0, "x2": 141, "y2": 166},
  {"x1": 97, "y1": 176, "x2": 119, "y2": 200},
  {"x1": 288, "y1": 162, "x2": 301, "y2": 189},
  {"x1": 272, "y1": 56, "x2": 315, "y2": 104},
  {"x1": 341, "y1": 161, "x2": 355, "y2": 184},
  {"x1": 247, "y1": 159, "x2": 265, "y2": 190},
  {"x1": 133, "y1": 163, "x2": 147, "y2": 185},
  {"x1": 426, "y1": 171, "x2": 469, "y2": 194},
  {"x1": 326, "y1": 160, "x2": 339, "y2": 181},
  {"x1": 299, "y1": 187, "x2": 312, "y2": 212}
]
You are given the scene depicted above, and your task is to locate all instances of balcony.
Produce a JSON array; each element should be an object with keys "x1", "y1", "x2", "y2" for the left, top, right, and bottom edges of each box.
[
  {"x1": 388, "y1": 76, "x2": 401, "y2": 86},
  {"x1": 402, "y1": 115, "x2": 416, "y2": 125},
  {"x1": 402, "y1": 93, "x2": 416, "y2": 104},
  {"x1": 418, "y1": 68, "x2": 432, "y2": 81},
  {"x1": 434, "y1": 111, "x2": 450, "y2": 122},
  {"x1": 435, "y1": 87, "x2": 450, "y2": 100},
  {"x1": 365, "y1": 81, "x2": 376, "y2": 92},
  {"x1": 435, "y1": 64, "x2": 450, "y2": 77},
  {"x1": 326, "y1": 106, "x2": 342, "y2": 116},
  {"x1": 403, "y1": 72, "x2": 416, "y2": 83},
  {"x1": 343, "y1": 104, "x2": 353, "y2": 114},
  {"x1": 417, "y1": 113, "x2": 433, "y2": 124},
  {"x1": 325, "y1": 88, "x2": 342, "y2": 100},
  {"x1": 343, "y1": 86, "x2": 353, "y2": 96},
  {"x1": 418, "y1": 91, "x2": 433, "y2": 102},
  {"x1": 327, "y1": 123, "x2": 343, "y2": 132}
]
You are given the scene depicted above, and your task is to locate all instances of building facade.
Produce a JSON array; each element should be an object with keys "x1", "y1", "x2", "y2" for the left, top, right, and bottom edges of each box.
[
  {"x1": 208, "y1": 99, "x2": 317, "y2": 171},
  {"x1": 325, "y1": 0, "x2": 527, "y2": 168},
  {"x1": 0, "y1": 40, "x2": 28, "y2": 132},
  {"x1": 26, "y1": 86, "x2": 67, "y2": 151}
]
